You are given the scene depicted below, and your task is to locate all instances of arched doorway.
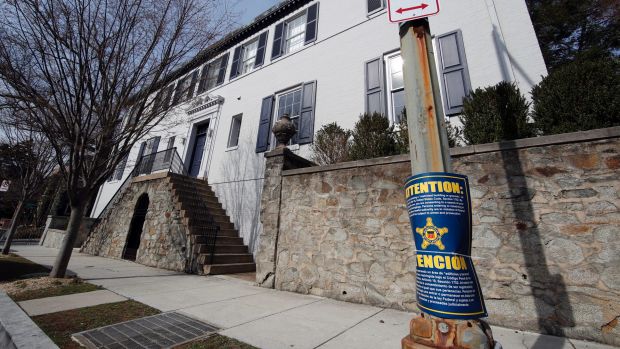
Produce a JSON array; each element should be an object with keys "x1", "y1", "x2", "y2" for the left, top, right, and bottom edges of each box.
[{"x1": 123, "y1": 194, "x2": 149, "y2": 261}]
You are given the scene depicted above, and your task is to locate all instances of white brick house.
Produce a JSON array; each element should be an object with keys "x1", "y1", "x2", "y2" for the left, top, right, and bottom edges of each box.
[{"x1": 90, "y1": 0, "x2": 547, "y2": 254}]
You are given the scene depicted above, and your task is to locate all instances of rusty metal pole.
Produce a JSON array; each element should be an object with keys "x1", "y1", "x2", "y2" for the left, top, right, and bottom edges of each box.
[{"x1": 400, "y1": 19, "x2": 497, "y2": 349}]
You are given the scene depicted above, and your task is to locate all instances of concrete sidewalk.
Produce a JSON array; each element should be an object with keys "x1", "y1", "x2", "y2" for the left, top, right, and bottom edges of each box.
[{"x1": 12, "y1": 246, "x2": 617, "y2": 349}]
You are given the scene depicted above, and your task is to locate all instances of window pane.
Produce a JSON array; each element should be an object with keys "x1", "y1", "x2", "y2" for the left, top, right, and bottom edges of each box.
[
  {"x1": 390, "y1": 55, "x2": 404, "y2": 90},
  {"x1": 392, "y1": 89, "x2": 405, "y2": 123},
  {"x1": 367, "y1": 92, "x2": 381, "y2": 115}
]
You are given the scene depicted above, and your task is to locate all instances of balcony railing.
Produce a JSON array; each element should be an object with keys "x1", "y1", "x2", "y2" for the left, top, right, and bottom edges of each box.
[{"x1": 97, "y1": 147, "x2": 186, "y2": 219}]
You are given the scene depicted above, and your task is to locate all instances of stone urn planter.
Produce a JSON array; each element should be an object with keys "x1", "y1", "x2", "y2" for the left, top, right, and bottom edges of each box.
[{"x1": 272, "y1": 114, "x2": 297, "y2": 148}]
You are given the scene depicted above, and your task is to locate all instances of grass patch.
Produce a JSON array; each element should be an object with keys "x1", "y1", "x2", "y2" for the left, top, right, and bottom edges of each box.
[
  {"x1": 10, "y1": 281, "x2": 101, "y2": 302},
  {"x1": 175, "y1": 334, "x2": 258, "y2": 349},
  {"x1": 0, "y1": 253, "x2": 49, "y2": 281},
  {"x1": 32, "y1": 300, "x2": 160, "y2": 349}
]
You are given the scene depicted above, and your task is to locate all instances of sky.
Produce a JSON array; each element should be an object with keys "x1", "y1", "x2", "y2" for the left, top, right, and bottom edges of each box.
[{"x1": 237, "y1": 0, "x2": 282, "y2": 25}]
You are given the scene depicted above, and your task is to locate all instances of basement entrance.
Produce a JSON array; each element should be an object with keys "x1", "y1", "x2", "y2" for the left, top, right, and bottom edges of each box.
[{"x1": 123, "y1": 194, "x2": 149, "y2": 261}]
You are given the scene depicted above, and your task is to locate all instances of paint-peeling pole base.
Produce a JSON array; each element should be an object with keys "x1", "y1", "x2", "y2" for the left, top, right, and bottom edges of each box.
[
  {"x1": 402, "y1": 314, "x2": 496, "y2": 349},
  {"x1": 399, "y1": 19, "x2": 496, "y2": 349}
]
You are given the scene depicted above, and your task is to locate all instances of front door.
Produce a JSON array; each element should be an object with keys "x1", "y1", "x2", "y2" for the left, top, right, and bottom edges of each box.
[{"x1": 188, "y1": 123, "x2": 209, "y2": 177}]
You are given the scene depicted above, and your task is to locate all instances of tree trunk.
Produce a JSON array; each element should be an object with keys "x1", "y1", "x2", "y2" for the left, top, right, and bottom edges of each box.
[
  {"x1": 1, "y1": 200, "x2": 25, "y2": 255},
  {"x1": 49, "y1": 203, "x2": 85, "y2": 278}
]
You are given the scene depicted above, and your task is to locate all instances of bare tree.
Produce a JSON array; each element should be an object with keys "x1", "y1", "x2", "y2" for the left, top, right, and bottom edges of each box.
[
  {"x1": 0, "y1": 111, "x2": 56, "y2": 255},
  {"x1": 0, "y1": 0, "x2": 236, "y2": 277}
]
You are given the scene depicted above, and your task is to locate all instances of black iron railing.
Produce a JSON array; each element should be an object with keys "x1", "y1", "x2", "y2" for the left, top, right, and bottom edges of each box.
[{"x1": 97, "y1": 147, "x2": 186, "y2": 219}]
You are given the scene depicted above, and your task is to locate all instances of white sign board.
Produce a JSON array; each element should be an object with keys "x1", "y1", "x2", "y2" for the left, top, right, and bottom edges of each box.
[
  {"x1": 0, "y1": 180, "x2": 10, "y2": 192},
  {"x1": 387, "y1": 0, "x2": 440, "y2": 23}
]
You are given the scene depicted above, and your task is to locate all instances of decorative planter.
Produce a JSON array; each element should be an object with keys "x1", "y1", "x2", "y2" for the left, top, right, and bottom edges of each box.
[{"x1": 272, "y1": 114, "x2": 297, "y2": 148}]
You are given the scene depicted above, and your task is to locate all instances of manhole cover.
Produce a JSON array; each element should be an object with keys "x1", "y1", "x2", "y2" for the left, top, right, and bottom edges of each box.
[{"x1": 72, "y1": 312, "x2": 218, "y2": 349}]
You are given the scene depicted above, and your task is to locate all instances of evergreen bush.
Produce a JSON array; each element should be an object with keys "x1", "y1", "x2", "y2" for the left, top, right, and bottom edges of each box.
[
  {"x1": 348, "y1": 113, "x2": 398, "y2": 161},
  {"x1": 531, "y1": 59, "x2": 620, "y2": 135},
  {"x1": 461, "y1": 81, "x2": 533, "y2": 145},
  {"x1": 310, "y1": 122, "x2": 351, "y2": 165}
]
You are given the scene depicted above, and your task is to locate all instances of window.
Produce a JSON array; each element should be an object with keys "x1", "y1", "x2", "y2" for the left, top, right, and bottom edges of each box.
[
  {"x1": 271, "y1": 3, "x2": 318, "y2": 60},
  {"x1": 385, "y1": 53, "x2": 405, "y2": 123},
  {"x1": 367, "y1": 0, "x2": 385, "y2": 14},
  {"x1": 241, "y1": 40, "x2": 259, "y2": 74},
  {"x1": 227, "y1": 114, "x2": 242, "y2": 148},
  {"x1": 255, "y1": 81, "x2": 317, "y2": 152},
  {"x1": 197, "y1": 53, "x2": 230, "y2": 94},
  {"x1": 284, "y1": 14, "x2": 307, "y2": 54}
]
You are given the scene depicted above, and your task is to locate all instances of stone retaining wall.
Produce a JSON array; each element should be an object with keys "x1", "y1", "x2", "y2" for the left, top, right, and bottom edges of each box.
[
  {"x1": 258, "y1": 127, "x2": 620, "y2": 345},
  {"x1": 82, "y1": 174, "x2": 189, "y2": 272}
]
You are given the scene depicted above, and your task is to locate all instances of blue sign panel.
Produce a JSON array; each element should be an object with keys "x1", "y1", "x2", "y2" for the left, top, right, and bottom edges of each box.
[{"x1": 404, "y1": 172, "x2": 487, "y2": 319}]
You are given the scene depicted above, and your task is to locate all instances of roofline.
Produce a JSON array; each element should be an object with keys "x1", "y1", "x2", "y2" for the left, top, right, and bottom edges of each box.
[{"x1": 159, "y1": 0, "x2": 313, "y2": 89}]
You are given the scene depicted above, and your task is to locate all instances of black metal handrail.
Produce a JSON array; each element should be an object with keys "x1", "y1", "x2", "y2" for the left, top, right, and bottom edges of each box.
[{"x1": 97, "y1": 147, "x2": 186, "y2": 219}]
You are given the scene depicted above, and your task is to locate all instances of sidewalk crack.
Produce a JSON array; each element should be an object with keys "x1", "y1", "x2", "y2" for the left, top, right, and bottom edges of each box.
[{"x1": 313, "y1": 308, "x2": 385, "y2": 349}]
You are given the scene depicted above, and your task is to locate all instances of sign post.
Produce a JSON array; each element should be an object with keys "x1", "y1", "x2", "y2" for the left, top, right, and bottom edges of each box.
[{"x1": 392, "y1": 2, "x2": 498, "y2": 347}]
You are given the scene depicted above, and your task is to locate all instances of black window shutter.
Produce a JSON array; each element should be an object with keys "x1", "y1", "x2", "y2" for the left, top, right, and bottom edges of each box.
[
  {"x1": 162, "y1": 85, "x2": 174, "y2": 109},
  {"x1": 114, "y1": 154, "x2": 129, "y2": 180},
  {"x1": 150, "y1": 136, "x2": 160, "y2": 154},
  {"x1": 365, "y1": 57, "x2": 384, "y2": 115},
  {"x1": 256, "y1": 95, "x2": 274, "y2": 153},
  {"x1": 297, "y1": 81, "x2": 317, "y2": 145},
  {"x1": 254, "y1": 31, "x2": 269, "y2": 67},
  {"x1": 230, "y1": 47, "x2": 242, "y2": 80},
  {"x1": 367, "y1": 0, "x2": 384, "y2": 13},
  {"x1": 187, "y1": 70, "x2": 199, "y2": 100},
  {"x1": 271, "y1": 22, "x2": 284, "y2": 60},
  {"x1": 172, "y1": 77, "x2": 186, "y2": 105},
  {"x1": 436, "y1": 30, "x2": 471, "y2": 115},
  {"x1": 197, "y1": 64, "x2": 210, "y2": 94},
  {"x1": 305, "y1": 3, "x2": 319, "y2": 44},
  {"x1": 217, "y1": 53, "x2": 229, "y2": 85}
]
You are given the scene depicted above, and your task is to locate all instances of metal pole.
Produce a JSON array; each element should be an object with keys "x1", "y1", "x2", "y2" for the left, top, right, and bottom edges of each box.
[
  {"x1": 400, "y1": 19, "x2": 496, "y2": 349},
  {"x1": 400, "y1": 19, "x2": 451, "y2": 175}
]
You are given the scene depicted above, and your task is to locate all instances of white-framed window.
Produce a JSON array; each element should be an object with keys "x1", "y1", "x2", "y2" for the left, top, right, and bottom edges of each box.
[
  {"x1": 284, "y1": 14, "x2": 307, "y2": 54},
  {"x1": 273, "y1": 86, "x2": 303, "y2": 146},
  {"x1": 227, "y1": 114, "x2": 242, "y2": 149},
  {"x1": 241, "y1": 40, "x2": 259, "y2": 74},
  {"x1": 385, "y1": 53, "x2": 405, "y2": 124}
]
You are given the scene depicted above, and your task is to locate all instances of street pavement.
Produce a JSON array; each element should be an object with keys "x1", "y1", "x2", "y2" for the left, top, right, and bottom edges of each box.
[{"x1": 12, "y1": 245, "x2": 617, "y2": 349}]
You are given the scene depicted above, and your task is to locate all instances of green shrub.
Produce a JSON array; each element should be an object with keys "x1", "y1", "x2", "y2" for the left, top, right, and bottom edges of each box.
[
  {"x1": 310, "y1": 122, "x2": 351, "y2": 165},
  {"x1": 445, "y1": 119, "x2": 462, "y2": 148},
  {"x1": 531, "y1": 59, "x2": 620, "y2": 135},
  {"x1": 348, "y1": 113, "x2": 398, "y2": 161},
  {"x1": 461, "y1": 81, "x2": 533, "y2": 145}
]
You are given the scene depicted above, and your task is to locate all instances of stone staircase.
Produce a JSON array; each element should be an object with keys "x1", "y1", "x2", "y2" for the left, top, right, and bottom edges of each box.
[{"x1": 168, "y1": 174, "x2": 256, "y2": 275}]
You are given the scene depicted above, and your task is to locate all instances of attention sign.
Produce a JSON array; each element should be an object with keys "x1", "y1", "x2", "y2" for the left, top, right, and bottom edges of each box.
[
  {"x1": 387, "y1": 0, "x2": 440, "y2": 23},
  {"x1": 404, "y1": 172, "x2": 487, "y2": 319}
]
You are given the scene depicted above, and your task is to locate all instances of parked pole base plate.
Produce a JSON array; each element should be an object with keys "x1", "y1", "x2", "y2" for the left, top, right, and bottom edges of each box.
[{"x1": 402, "y1": 313, "x2": 495, "y2": 349}]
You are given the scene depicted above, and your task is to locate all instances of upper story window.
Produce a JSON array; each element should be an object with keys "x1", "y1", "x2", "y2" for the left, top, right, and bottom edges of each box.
[
  {"x1": 197, "y1": 53, "x2": 230, "y2": 94},
  {"x1": 271, "y1": 3, "x2": 319, "y2": 60},
  {"x1": 241, "y1": 40, "x2": 259, "y2": 74},
  {"x1": 171, "y1": 70, "x2": 199, "y2": 106},
  {"x1": 227, "y1": 114, "x2": 242, "y2": 149},
  {"x1": 230, "y1": 31, "x2": 268, "y2": 80},
  {"x1": 285, "y1": 14, "x2": 307, "y2": 54},
  {"x1": 367, "y1": 0, "x2": 385, "y2": 15}
]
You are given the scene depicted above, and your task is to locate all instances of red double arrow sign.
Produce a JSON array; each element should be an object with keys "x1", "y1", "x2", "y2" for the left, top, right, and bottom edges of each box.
[{"x1": 396, "y1": 3, "x2": 429, "y2": 14}]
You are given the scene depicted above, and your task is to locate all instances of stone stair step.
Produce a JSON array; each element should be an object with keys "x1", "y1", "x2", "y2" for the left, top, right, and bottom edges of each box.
[
  {"x1": 204, "y1": 263, "x2": 256, "y2": 275},
  {"x1": 188, "y1": 227, "x2": 238, "y2": 237},
  {"x1": 199, "y1": 253, "x2": 254, "y2": 265},
  {"x1": 186, "y1": 219, "x2": 235, "y2": 231},
  {"x1": 194, "y1": 235, "x2": 244, "y2": 245},
  {"x1": 197, "y1": 244, "x2": 248, "y2": 254}
]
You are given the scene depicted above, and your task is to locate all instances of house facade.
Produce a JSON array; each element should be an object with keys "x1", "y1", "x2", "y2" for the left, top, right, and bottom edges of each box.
[{"x1": 89, "y1": 0, "x2": 547, "y2": 257}]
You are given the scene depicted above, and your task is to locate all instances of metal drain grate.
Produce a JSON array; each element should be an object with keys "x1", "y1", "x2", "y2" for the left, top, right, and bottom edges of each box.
[{"x1": 72, "y1": 312, "x2": 218, "y2": 349}]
